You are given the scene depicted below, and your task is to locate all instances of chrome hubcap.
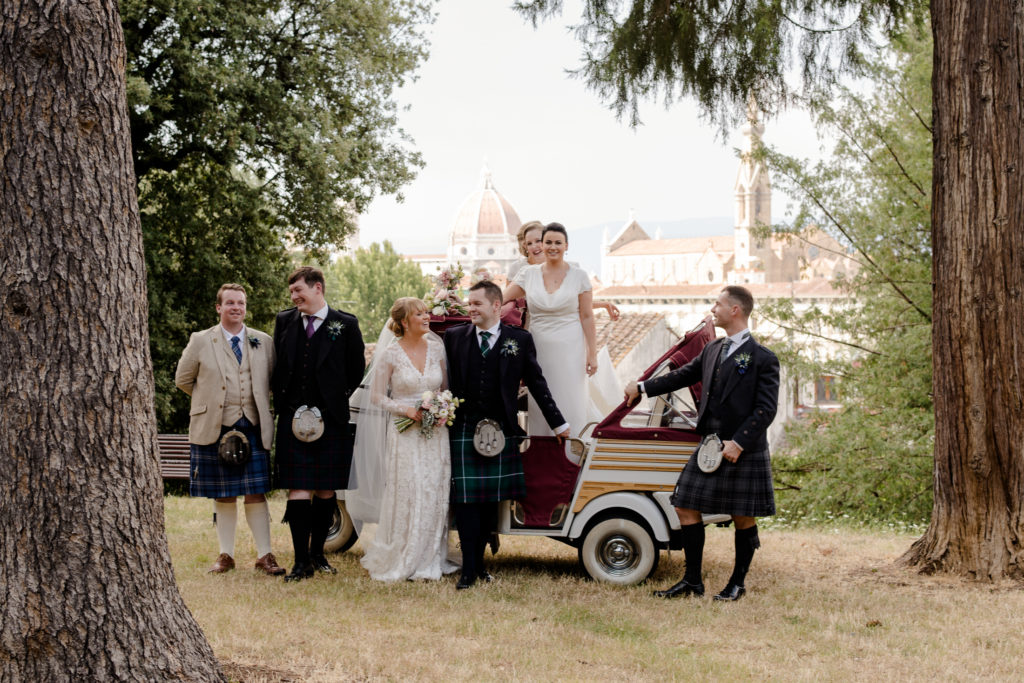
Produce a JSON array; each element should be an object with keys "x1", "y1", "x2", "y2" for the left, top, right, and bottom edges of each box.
[{"x1": 599, "y1": 534, "x2": 639, "y2": 574}]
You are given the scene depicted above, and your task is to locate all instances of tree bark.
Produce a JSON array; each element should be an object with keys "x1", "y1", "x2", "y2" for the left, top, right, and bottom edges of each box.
[
  {"x1": 903, "y1": 0, "x2": 1024, "y2": 579},
  {"x1": 0, "y1": 1, "x2": 224, "y2": 679}
]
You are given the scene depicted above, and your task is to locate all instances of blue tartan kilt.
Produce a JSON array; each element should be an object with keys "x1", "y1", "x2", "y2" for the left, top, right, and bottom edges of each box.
[
  {"x1": 189, "y1": 421, "x2": 271, "y2": 498},
  {"x1": 450, "y1": 424, "x2": 525, "y2": 504},
  {"x1": 670, "y1": 448, "x2": 776, "y2": 517},
  {"x1": 275, "y1": 418, "x2": 355, "y2": 491}
]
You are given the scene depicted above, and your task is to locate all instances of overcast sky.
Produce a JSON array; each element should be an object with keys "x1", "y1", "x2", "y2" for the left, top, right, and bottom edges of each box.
[{"x1": 358, "y1": 0, "x2": 827, "y2": 255}]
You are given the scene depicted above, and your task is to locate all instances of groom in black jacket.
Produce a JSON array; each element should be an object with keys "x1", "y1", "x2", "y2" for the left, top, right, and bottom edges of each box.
[
  {"x1": 444, "y1": 280, "x2": 569, "y2": 589},
  {"x1": 625, "y1": 285, "x2": 780, "y2": 601}
]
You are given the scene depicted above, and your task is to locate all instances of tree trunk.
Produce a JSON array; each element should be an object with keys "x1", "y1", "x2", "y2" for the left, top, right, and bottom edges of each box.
[
  {"x1": 903, "y1": 0, "x2": 1024, "y2": 579},
  {"x1": 0, "y1": 1, "x2": 224, "y2": 679}
]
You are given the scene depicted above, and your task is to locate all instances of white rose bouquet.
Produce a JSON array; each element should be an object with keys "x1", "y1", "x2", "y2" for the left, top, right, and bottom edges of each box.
[{"x1": 394, "y1": 389, "x2": 463, "y2": 439}]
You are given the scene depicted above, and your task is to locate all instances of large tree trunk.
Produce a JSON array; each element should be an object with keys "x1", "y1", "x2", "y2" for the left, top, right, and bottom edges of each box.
[
  {"x1": 903, "y1": 0, "x2": 1024, "y2": 579},
  {"x1": 0, "y1": 1, "x2": 224, "y2": 679}
]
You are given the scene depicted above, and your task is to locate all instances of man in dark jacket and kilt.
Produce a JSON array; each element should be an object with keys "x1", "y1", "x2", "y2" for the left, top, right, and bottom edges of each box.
[
  {"x1": 272, "y1": 266, "x2": 365, "y2": 582},
  {"x1": 445, "y1": 280, "x2": 569, "y2": 589},
  {"x1": 625, "y1": 285, "x2": 780, "y2": 601}
]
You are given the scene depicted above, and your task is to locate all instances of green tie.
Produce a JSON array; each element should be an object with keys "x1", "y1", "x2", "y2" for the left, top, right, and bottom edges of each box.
[{"x1": 479, "y1": 330, "x2": 492, "y2": 357}]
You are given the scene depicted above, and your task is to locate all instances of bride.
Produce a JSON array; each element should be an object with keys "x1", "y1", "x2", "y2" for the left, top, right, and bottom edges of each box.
[{"x1": 347, "y1": 297, "x2": 458, "y2": 581}]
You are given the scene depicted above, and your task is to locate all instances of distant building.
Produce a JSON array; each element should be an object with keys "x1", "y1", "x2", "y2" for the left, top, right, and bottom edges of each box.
[{"x1": 446, "y1": 165, "x2": 522, "y2": 275}]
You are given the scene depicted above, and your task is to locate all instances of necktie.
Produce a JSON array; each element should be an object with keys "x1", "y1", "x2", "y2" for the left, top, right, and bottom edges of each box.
[
  {"x1": 230, "y1": 336, "x2": 242, "y2": 364},
  {"x1": 717, "y1": 339, "x2": 732, "y2": 367},
  {"x1": 305, "y1": 315, "x2": 316, "y2": 339},
  {"x1": 479, "y1": 330, "x2": 492, "y2": 356}
]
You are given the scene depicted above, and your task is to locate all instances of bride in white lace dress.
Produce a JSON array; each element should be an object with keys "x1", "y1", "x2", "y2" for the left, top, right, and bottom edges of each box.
[{"x1": 347, "y1": 297, "x2": 458, "y2": 582}]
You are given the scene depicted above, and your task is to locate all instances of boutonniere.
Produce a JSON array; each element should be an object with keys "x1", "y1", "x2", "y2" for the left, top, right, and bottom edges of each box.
[
  {"x1": 326, "y1": 320, "x2": 345, "y2": 340},
  {"x1": 248, "y1": 335, "x2": 260, "y2": 349},
  {"x1": 500, "y1": 339, "x2": 519, "y2": 357},
  {"x1": 733, "y1": 352, "x2": 752, "y2": 374}
]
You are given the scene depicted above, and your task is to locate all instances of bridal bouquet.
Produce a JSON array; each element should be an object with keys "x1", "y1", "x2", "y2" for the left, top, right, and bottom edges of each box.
[
  {"x1": 394, "y1": 389, "x2": 463, "y2": 439},
  {"x1": 424, "y1": 263, "x2": 467, "y2": 316}
]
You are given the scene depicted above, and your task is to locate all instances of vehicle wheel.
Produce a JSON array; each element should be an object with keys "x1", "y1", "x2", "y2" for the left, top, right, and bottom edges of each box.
[
  {"x1": 322, "y1": 498, "x2": 358, "y2": 553},
  {"x1": 578, "y1": 517, "x2": 659, "y2": 586}
]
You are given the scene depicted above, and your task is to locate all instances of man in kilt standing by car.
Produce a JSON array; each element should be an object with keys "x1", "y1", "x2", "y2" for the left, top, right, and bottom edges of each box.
[
  {"x1": 444, "y1": 280, "x2": 569, "y2": 590},
  {"x1": 625, "y1": 285, "x2": 780, "y2": 601},
  {"x1": 175, "y1": 283, "x2": 285, "y2": 576},
  {"x1": 272, "y1": 267, "x2": 365, "y2": 582}
]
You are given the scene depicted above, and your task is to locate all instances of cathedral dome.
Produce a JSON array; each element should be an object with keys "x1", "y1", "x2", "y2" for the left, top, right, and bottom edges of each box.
[{"x1": 450, "y1": 166, "x2": 522, "y2": 240}]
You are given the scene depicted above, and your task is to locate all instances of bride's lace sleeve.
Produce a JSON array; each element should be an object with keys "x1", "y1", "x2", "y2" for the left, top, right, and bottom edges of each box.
[
  {"x1": 435, "y1": 338, "x2": 449, "y2": 392},
  {"x1": 371, "y1": 346, "x2": 405, "y2": 415}
]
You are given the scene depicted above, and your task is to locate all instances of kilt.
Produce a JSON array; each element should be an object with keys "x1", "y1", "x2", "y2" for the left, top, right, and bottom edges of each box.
[
  {"x1": 189, "y1": 419, "x2": 271, "y2": 498},
  {"x1": 275, "y1": 419, "x2": 355, "y2": 490},
  {"x1": 450, "y1": 424, "x2": 525, "y2": 504},
  {"x1": 670, "y1": 448, "x2": 776, "y2": 517}
]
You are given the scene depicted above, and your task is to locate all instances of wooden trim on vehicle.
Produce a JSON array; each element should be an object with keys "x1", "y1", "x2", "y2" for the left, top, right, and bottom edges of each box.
[
  {"x1": 571, "y1": 481, "x2": 673, "y2": 514},
  {"x1": 588, "y1": 464, "x2": 683, "y2": 473},
  {"x1": 591, "y1": 455, "x2": 689, "y2": 465}
]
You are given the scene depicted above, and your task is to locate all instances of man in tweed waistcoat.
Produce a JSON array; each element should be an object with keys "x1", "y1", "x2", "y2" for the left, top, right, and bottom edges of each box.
[
  {"x1": 175, "y1": 283, "x2": 285, "y2": 576},
  {"x1": 625, "y1": 285, "x2": 780, "y2": 601},
  {"x1": 272, "y1": 266, "x2": 364, "y2": 582},
  {"x1": 444, "y1": 280, "x2": 569, "y2": 590}
]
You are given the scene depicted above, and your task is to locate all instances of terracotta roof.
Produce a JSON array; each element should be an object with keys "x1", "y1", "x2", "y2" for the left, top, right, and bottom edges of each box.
[
  {"x1": 608, "y1": 235, "x2": 734, "y2": 257},
  {"x1": 594, "y1": 278, "x2": 846, "y2": 299},
  {"x1": 594, "y1": 312, "x2": 672, "y2": 366}
]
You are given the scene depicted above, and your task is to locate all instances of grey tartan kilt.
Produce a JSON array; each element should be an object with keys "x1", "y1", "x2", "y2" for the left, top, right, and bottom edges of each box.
[
  {"x1": 450, "y1": 424, "x2": 525, "y2": 504},
  {"x1": 189, "y1": 421, "x2": 271, "y2": 499},
  {"x1": 670, "y1": 448, "x2": 776, "y2": 517}
]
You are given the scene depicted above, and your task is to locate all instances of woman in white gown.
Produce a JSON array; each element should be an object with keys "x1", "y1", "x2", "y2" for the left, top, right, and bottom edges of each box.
[
  {"x1": 347, "y1": 297, "x2": 458, "y2": 581},
  {"x1": 504, "y1": 223, "x2": 599, "y2": 437}
]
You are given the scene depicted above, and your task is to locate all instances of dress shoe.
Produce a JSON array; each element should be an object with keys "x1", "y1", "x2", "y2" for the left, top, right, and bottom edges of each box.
[
  {"x1": 309, "y1": 555, "x2": 338, "y2": 574},
  {"x1": 254, "y1": 553, "x2": 286, "y2": 576},
  {"x1": 208, "y1": 553, "x2": 235, "y2": 574},
  {"x1": 284, "y1": 562, "x2": 315, "y2": 582},
  {"x1": 713, "y1": 583, "x2": 746, "y2": 601},
  {"x1": 652, "y1": 578, "x2": 705, "y2": 599},
  {"x1": 456, "y1": 574, "x2": 476, "y2": 590},
  {"x1": 477, "y1": 570, "x2": 493, "y2": 583}
]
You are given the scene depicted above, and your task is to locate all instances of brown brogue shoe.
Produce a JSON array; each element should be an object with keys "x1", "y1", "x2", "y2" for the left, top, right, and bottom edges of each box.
[
  {"x1": 208, "y1": 553, "x2": 235, "y2": 573},
  {"x1": 254, "y1": 553, "x2": 286, "y2": 576}
]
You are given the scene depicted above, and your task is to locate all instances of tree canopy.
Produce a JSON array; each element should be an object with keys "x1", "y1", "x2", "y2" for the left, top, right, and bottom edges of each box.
[
  {"x1": 514, "y1": 0, "x2": 927, "y2": 127},
  {"x1": 323, "y1": 241, "x2": 431, "y2": 342},
  {"x1": 759, "y1": 29, "x2": 933, "y2": 525},
  {"x1": 122, "y1": 0, "x2": 434, "y2": 430}
]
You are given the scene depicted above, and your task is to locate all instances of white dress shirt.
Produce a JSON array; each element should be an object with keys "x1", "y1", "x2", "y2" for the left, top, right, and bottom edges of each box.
[
  {"x1": 221, "y1": 324, "x2": 247, "y2": 361},
  {"x1": 304, "y1": 304, "x2": 329, "y2": 333}
]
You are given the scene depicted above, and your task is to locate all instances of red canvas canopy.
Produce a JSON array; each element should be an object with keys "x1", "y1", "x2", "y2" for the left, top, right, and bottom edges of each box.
[{"x1": 592, "y1": 316, "x2": 714, "y2": 442}]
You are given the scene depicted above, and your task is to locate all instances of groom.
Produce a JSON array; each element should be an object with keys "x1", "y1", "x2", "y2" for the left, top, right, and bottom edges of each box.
[{"x1": 445, "y1": 280, "x2": 569, "y2": 589}]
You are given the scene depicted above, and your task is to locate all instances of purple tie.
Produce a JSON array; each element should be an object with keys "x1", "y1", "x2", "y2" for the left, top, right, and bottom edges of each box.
[{"x1": 305, "y1": 315, "x2": 316, "y2": 338}]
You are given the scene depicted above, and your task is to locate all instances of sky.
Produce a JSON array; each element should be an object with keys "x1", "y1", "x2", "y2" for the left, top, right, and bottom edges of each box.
[{"x1": 357, "y1": 0, "x2": 828, "y2": 255}]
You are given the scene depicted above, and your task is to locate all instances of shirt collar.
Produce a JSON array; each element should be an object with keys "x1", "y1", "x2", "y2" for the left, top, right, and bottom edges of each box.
[
  {"x1": 305, "y1": 304, "x2": 329, "y2": 322},
  {"x1": 221, "y1": 324, "x2": 246, "y2": 342},
  {"x1": 476, "y1": 320, "x2": 501, "y2": 342},
  {"x1": 726, "y1": 328, "x2": 751, "y2": 347}
]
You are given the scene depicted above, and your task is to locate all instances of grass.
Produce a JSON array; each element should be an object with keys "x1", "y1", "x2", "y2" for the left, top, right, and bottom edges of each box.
[{"x1": 165, "y1": 494, "x2": 1024, "y2": 682}]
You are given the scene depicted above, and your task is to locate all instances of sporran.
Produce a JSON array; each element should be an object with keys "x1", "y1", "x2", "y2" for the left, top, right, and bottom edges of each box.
[
  {"x1": 473, "y1": 418, "x2": 505, "y2": 457},
  {"x1": 695, "y1": 433, "x2": 724, "y2": 473},
  {"x1": 292, "y1": 405, "x2": 325, "y2": 443},
  {"x1": 218, "y1": 429, "x2": 252, "y2": 466}
]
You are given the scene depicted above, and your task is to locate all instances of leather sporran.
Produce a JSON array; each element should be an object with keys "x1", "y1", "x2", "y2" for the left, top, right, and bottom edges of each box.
[
  {"x1": 218, "y1": 429, "x2": 252, "y2": 466},
  {"x1": 694, "y1": 433, "x2": 724, "y2": 473}
]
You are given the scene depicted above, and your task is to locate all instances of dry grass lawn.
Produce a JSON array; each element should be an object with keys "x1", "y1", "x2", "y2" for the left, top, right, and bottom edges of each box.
[{"x1": 165, "y1": 495, "x2": 1024, "y2": 682}]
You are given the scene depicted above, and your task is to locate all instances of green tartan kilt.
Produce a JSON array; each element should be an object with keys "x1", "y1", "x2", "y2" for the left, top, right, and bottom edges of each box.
[{"x1": 450, "y1": 424, "x2": 525, "y2": 504}]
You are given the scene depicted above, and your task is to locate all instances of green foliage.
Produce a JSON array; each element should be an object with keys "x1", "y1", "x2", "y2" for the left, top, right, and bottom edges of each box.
[
  {"x1": 323, "y1": 241, "x2": 431, "y2": 341},
  {"x1": 761, "y1": 28, "x2": 934, "y2": 525},
  {"x1": 122, "y1": 0, "x2": 434, "y2": 430},
  {"x1": 514, "y1": 0, "x2": 926, "y2": 128}
]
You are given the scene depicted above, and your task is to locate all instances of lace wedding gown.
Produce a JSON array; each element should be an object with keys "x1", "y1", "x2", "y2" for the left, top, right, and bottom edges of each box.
[
  {"x1": 513, "y1": 264, "x2": 593, "y2": 437},
  {"x1": 360, "y1": 338, "x2": 458, "y2": 581}
]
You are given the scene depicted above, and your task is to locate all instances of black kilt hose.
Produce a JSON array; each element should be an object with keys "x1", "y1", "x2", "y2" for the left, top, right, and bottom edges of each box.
[
  {"x1": 671, "y1": 448, "x2": 775, "y2": 517},
  {"x1": 275, "y1": 419, "x2": 355, "y2": 491},
  {"x1": 450, "y1": 424, "x2": 525, "y2": 504}
]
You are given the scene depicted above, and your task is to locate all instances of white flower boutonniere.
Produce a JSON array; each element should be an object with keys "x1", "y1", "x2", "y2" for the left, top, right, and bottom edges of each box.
[
  {"x1": 501, "y1": 338, "x2": 519, "y2": 357},
  {"x1": 326, "y1": 320, "x2": 345, "y2": 340},
  {"x1": 248, "y1": 335, "x2": 261, "y2": 349},
  {"x1": 734, "y1": 352, "x2": 752, "y2": 375}
]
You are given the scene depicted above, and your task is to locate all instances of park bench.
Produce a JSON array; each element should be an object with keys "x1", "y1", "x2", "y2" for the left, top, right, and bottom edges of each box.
[{"x1": 157, "y1": 434, "x2": 191, "y2": 480}]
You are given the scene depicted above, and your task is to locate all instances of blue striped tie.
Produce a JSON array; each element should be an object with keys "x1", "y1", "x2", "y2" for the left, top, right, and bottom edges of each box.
[{"x1": 230, "y1": 336, "x2": 242, "y2": 364}]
